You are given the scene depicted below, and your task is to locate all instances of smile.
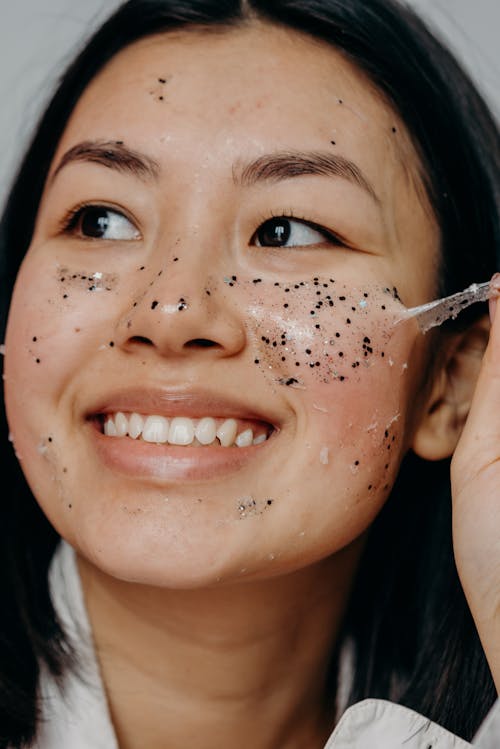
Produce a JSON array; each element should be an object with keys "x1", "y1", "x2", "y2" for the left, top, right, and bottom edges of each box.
[{"x1": 101, "y1": 413, "x2": 272, "y2": 448}]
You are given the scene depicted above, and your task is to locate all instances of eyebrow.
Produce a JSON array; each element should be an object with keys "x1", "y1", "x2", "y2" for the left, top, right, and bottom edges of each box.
[
  {"x1": 51, "y1": 140, "x2": 379, "y2": 204},
  {"x1": 50, "y1": 140, "x2": 161, "y2": 183},
  {"x1": 234, "y1": 150, "x2": 379, "y2": 204}
]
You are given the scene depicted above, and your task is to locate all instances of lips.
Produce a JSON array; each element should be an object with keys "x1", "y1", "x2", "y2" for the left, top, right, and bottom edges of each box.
[{"x1": 85, "y1": 387, "x2": 279, "y2": 481}]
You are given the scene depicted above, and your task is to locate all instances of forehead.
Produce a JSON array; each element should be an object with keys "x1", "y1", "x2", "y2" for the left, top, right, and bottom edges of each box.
[{"x1": 58, "y1": 24, "x2": 417, "y2": 183}]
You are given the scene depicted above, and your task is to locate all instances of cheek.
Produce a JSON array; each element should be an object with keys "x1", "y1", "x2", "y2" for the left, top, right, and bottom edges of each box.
[
  {"x1": 3, "y1": 257, "x2": 120, "y2": 462},
  {"x1": 242, "y1": 277, "x2": 418, "y2": 515}
]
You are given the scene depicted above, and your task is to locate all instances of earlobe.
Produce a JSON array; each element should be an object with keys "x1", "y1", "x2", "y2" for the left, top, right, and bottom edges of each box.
[{"x1": 411, "y1": 315, "x2": 490, "y2": 461}]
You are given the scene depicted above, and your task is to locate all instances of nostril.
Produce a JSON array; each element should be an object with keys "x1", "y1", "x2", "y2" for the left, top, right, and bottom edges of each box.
[
  {"x1": 185, "y1": 338, "x2": 220, "y2": 349},
  {"x1": 129, "y1": 336, "x2": 154, "y2": 346}
]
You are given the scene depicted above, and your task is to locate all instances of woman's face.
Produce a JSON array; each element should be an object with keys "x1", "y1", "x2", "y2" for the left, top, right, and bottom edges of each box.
[{"x1": 4, "y1": 24, "x2": 439, "y2": 587}]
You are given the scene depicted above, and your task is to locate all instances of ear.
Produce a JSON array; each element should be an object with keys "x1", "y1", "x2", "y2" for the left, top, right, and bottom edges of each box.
[{"x1": 412, "y1": 315, "x2": 490, "y2": 461}]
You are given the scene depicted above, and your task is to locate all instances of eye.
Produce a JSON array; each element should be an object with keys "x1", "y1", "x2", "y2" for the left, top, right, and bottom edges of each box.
[
  {"x1": 62, "y1": 205, "x2": 140, "y2": 240},
  {"x1": 252, "y1": 216, "x2": 342, "y2": 248}
]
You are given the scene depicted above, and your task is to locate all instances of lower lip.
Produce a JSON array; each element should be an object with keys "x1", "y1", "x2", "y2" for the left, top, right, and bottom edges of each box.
[{"x1": 89, "y1": 425, "x2": 271, "y2": 482}]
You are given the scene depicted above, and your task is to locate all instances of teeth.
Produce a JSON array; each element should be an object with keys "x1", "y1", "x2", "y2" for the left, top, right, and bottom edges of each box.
[
  {"x1": 101, "y1": 413, "x2": 269, "y2": 447},
  {"x1": 104, "y1": 417, "x2": 118, "y2": 437},
  {"x1": 128, "y1": 412, "x2": 144, "y2": 439},
  {"x1": 142, "y1": 415, "x2": 169, "y2": 443},
  {"x1": 169, "y1": 417, "x2": 195, "y2": 446},
  {"x1": 235, "y1": 428, "x2": 253, "y2": 447},
  {"x1": 114, "y1": 412, "x2": 128, "y2": 437},
  {"x1": 253, "y1": 433, "x2": 267, "y2": 445},
  {"x1": 195, "y1": 417, "x2": 217, "y2": 445},
  {"x1": 217, "y1": 418, "x2": 238, "y2": 447}
]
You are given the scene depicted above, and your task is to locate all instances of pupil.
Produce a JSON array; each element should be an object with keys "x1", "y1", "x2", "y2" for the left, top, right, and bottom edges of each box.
[
  {"x1": 258, "y1": 218, "x2": 290, "y2": 246},
  {"x1": 81, "y1": 208, "x2": 110, "y2": 238}
]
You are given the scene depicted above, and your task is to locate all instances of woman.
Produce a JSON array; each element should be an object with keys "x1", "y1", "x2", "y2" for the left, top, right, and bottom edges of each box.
[{"x1": 0, "y1": 0, "x2": 499, "y2": 747}]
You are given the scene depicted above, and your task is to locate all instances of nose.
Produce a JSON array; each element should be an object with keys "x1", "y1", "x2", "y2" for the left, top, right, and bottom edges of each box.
[{"x1": 114, "y1": 264, "x2": 247, "y2": 359}]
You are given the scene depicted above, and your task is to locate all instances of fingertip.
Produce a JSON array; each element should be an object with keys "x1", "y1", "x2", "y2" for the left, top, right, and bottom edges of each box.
[{"x1": 489, "y1": 273, "x2": 500, "y2": 325}]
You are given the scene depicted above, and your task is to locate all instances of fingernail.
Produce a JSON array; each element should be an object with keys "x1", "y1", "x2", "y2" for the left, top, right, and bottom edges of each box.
[{"x1": 490, "y1": 272, "x2": 500, "y2": 292}]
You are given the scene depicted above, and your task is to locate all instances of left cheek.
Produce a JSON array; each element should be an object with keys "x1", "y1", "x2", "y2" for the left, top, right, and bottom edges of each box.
[
  {"x1": 299, "y1": 360, "x2": 408, "y2": 505},
  {"x1": 246, "y1": 279, "x2": 415, "y2": 489}
]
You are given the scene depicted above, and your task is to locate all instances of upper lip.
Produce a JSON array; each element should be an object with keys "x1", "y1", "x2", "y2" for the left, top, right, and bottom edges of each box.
[{"x1": 85, "y1": 386, "x2": 282, "y2": 428}]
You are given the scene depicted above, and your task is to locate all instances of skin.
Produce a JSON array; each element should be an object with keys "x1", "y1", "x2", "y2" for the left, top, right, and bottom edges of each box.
[{"x1": 4, "y1": 21, "x2": 493, "y2": 749}]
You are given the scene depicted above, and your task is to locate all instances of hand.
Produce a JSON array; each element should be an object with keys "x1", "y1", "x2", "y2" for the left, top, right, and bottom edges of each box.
[{"x1": 451, "y1": 275, "x2": 500, "y2": 691}]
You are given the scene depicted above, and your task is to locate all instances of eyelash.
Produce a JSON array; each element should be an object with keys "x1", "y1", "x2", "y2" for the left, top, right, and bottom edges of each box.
[
  {"x1": 57, "y1": 202, "x2": 133, "y2": 235},
  {"x1": 252, "y1": 209, "x2": 347, "y2": 247}
]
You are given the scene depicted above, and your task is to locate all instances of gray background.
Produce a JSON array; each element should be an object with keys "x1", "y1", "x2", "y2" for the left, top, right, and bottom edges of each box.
[{"x1": 1, "y1": 0, "x2": 498, "y2": 210}]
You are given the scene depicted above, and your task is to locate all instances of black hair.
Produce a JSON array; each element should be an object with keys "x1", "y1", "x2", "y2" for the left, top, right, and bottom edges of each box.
[{"x1": 0, "y1": 1, "x2": 498, "y2": 746}]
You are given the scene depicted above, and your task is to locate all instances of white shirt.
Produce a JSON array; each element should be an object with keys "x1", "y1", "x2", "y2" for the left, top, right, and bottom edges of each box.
[{"x1": 32, "y1": 541, "x2": 500, "y2": 748}]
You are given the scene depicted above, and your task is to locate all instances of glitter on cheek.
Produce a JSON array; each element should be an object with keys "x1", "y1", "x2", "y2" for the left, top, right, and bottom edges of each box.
[
  {"x1": 233, "y1": 277, "x2": 413, "y2": 503},
  {"x1": 56, "y1": 266, "x2": 118, "y2": 294},
  {"x1": 244, "y1": 278, "x2": 405, "y2": 389}
]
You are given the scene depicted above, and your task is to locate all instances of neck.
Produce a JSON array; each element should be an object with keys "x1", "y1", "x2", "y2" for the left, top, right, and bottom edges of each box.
[{"x1": 77, "y1": 541, "x2": 363, "y2": 749}]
